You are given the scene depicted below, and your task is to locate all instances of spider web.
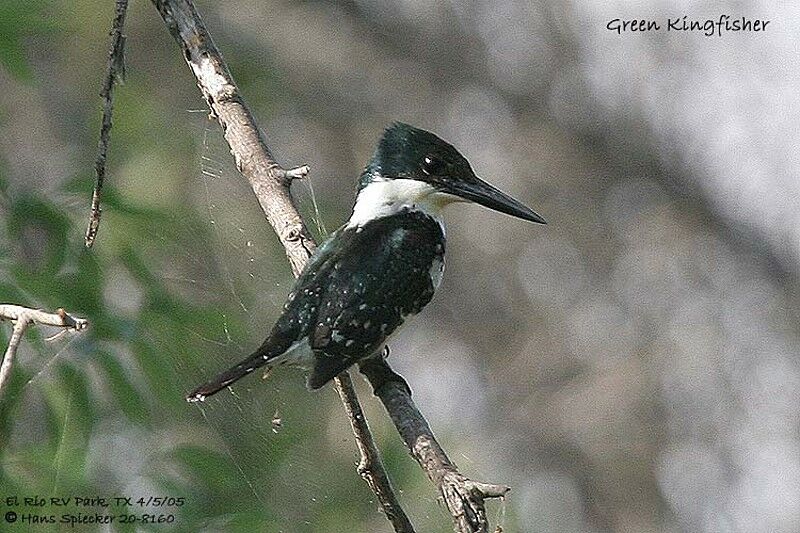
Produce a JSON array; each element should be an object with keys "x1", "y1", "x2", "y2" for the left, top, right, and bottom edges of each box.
[
  {"x1": 157, "y1": 116, "x2": 355, "y2": 523},
  {"x1": 0, "y1": 113, "x2": 487, "y2": 530}
]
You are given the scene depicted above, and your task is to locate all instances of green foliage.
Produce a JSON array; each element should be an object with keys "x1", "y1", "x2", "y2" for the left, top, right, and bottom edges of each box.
[
  {"x1": 8, "y1": 196, "x2": 70, "y2": 277},
  {"x1": 94, "y1": 350, "x2": 150, "y2": 425},
  {"x1": 0, "y1": 0, "x2": 59, "y2": 80}
]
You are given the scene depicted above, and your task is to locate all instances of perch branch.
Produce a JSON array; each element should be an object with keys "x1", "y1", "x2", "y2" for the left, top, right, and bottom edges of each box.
[
  {"x1": 85, "y1": 0, "x2": 129, "y2": 248},
  {"x1": 149, "y1": 1, "x2": 412, "y2": 531},
  {"x1": 0, "y1": 306, "x2": 88, "y2": 396}
]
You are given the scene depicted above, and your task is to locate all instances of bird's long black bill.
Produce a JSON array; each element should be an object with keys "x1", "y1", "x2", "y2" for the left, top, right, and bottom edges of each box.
[{"x1": 451, "y1": 177, "x2": 546, "y2": 224}]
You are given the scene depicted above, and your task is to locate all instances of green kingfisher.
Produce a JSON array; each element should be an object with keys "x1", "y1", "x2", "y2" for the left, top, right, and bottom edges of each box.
[{"x1": 187, "y1": 122, "x2": 545, "y2": 402}]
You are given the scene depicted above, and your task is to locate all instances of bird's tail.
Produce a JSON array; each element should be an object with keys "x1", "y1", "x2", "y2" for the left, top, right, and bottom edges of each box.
[{"x1": 186, "y1": 346, "x2": 275, "y2": 403}]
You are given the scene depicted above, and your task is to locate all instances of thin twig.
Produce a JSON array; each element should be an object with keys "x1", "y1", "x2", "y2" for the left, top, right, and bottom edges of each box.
[
  {"x1": 336, "y1": 371, "x2": 415, "y2": 531},
  {"x1": 85, "y1": 0, "x2": 129, "y2": 248},
  {"x1": 0, "y1": 320, "x2": 29, "y2": 397},
  {"x1": 0, "y1": 306, "x2": 89, "y2": 396},
  {"x1": 148, "y1": 1, "x2": 413, "y2": 530}
]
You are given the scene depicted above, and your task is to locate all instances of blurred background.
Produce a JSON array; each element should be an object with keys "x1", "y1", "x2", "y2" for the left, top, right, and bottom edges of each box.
[{"x1": 0, "y1": 0, "x2": 798, "y2": 531}]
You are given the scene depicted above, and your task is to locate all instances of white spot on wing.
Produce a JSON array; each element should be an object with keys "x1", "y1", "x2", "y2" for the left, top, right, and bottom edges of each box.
[{"x1": 390, "y1": 228, "x2": 408, "y2": 245}]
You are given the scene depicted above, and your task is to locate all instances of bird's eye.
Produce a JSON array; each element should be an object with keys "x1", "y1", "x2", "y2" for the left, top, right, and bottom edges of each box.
[{"x1": 422, "y1": 155, "x2": 445, "y2": 175}]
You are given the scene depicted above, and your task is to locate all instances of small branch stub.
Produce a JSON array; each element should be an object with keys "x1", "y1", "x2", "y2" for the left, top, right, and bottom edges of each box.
[
  {"x1": 281, "y1": 165, "x2": 310, "y2": 184},
  {"x1": 441, "y1": 473, "x2": 510, "y2": 533}
]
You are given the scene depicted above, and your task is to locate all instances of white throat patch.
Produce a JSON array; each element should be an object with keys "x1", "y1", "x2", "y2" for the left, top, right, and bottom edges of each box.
[{"x1": 347, "y1": 179, "x2": 457, "y2": 228}]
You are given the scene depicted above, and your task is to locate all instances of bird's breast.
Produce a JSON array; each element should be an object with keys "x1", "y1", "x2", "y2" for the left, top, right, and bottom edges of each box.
[{"x1": 274, "y1": 209, "x2": 447, "y2": 361}]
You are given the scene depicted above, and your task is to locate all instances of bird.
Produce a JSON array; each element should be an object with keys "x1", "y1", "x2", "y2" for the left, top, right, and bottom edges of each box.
[{"x1": 187, "y1": 122, "x2": 545, "y2": 402}]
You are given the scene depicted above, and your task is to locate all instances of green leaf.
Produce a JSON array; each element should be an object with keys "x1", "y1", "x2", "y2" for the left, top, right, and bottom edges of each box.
[
  {"x1": 94, "y1": 351, "x2": 150, "y2": 425},
  {"x1": 8, "y1": 195, "x2": 71, "y2": 277},
  {"x1": 0, "y1": 0, "x2": 60, "y2": 82}
]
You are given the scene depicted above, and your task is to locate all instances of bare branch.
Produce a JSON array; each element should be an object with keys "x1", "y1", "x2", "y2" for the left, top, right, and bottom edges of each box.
[
  {"x1": 0, "y1": 306, "x2": 88, "y2": 396},
  {"x1": 0, "y1": 320, "x2": 29, "y2": 397},
  {"x1": 0, "y1": 305, "x2": 89, "y2": 330},
  {"x1": 85, "y1": 0, "x2": 129, "y2": 248},
  {"x1": 150, "y1": 0, "x2": 315, "y2": 276},
  {"x1": 149, "y1": 1, "x2": 412, "y2": 530}
]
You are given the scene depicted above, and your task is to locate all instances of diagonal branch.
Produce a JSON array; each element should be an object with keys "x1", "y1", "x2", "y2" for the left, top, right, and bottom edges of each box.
[
  {"x1": 335, "y1": 372, "x2": 413, "y2": 531},
  {"x1": 148, "y1": 1, "x2": 412, "y2": 531},
  {"x1": 360, "y1": 355, "x2": 510, "y2": 533}
]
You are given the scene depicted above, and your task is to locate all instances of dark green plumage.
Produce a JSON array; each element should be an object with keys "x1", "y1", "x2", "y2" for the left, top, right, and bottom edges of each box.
[
  {"x1": 358, "y1": 122, "x2": 475, "y2": 192},
  {"x1": 188, "y1": 209, "x2": 444, "y2": 400}
]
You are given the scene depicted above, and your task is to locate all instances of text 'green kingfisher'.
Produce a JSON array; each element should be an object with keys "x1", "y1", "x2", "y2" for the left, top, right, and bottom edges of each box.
[{"x1": 187, "y1": 122, "x2": 545, "y2": 402}]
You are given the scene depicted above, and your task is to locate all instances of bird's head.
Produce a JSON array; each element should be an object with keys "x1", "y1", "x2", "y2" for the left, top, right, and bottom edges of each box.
[{"x1": 353, "y1": 122, "x2": 546, "y2": 224}]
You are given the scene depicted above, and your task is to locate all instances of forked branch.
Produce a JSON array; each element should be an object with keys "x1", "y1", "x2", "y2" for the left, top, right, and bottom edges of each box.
[
  {"x1": 0, "y1": 305, "x2": 88, "y2": 396},
  {"x1": 361, "y1": 356, "x2": 510, "y2": 533}
]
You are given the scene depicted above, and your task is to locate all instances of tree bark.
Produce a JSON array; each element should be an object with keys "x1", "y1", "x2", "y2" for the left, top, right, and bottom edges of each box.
[{"x1": 86, "y1": 0, "x2": 129, "y2": 248}]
